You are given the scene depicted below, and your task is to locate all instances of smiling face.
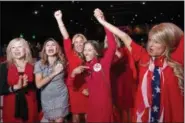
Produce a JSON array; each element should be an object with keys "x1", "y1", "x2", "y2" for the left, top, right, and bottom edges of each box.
[
  {"x1": 45, "y1": 41, "x2": 57, "y2": 56},
  {"x1": 83, "y1": 42, "x2": 97, "y2": 62},
  {"x1": 11, "y1": 41, "x2": 26, "y2": 59},
  {"x1": 73, "y1": 36, "x2": 85, "y2": 53}
]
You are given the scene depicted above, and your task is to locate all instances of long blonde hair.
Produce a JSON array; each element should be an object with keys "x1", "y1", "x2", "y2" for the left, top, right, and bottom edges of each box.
[
  {"x1": 72, "y1": 33, "x2": 87, "y2": 44},
  {"x1": 40, "y1": 38, "x2": 66, "y2": 66},
  {"x1": 6, "y1": 38, "x2": 32, "y2": 66},
  {"x1": 148, "y1": 22, "x2": 184, "y2": 94}
]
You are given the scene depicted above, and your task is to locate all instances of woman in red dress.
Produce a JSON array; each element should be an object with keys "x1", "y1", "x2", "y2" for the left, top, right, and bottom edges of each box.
[
  {"x1": 70, "y1": 8, "x2": 117, "y2": 122},
  {"x1": 54, "y1": 10, "x2": 88, "y2": 123},
  {"x1": 104, "y1": 36, "x2": 136, "y2": 122},
  {"x1": 98, "y1": 10, "x2": 184, "y2": 122},
  {"x1": 0, "y1": 38, "x2": 38, "y2": 123}
]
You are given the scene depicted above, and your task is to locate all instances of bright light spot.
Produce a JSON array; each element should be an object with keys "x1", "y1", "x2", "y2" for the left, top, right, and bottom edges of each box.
[{"x1": 34, "y1": 10, "x2": 39, "y2": 15}]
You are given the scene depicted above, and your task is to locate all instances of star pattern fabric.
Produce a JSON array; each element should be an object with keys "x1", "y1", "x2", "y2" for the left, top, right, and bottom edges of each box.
[{"x1": 150, "y1": 66, "x2": 161, "y2": 123}]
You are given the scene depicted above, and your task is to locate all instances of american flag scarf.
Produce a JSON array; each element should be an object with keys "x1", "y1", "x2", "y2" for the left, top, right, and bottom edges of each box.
[{"x1": 136, "y1": 58, "x2": 167, "y2": 122}]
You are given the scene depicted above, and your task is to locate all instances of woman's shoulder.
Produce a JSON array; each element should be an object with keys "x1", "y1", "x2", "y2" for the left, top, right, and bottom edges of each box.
[{"x1": 34, "y1": 60, "x2": 48, "y2": 71}]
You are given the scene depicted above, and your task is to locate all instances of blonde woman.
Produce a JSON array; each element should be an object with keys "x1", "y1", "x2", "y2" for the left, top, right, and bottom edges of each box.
[
  {"x1": 0, "y1": 38, "x2": 38, "y2": 122},
  {"x1": 34, "y1": 38, "x2": 69, "y2": 123},
  {"x1": 54, "y1": 10, "x2": 88, "y2": 123},
  {"x1": 94, "y1": 8, "x2": 184, "y2": 122}
]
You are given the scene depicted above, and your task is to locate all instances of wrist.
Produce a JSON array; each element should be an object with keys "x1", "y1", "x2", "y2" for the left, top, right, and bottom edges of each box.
[
  {"x1": 49, "y1": 73, "x2": 55, "y2": 79},
  {"x1": 11, "y1": 85, "x2": 18, "y2": 92}
]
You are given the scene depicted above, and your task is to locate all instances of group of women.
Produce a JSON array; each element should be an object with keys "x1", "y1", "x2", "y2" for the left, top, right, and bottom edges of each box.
[{"x1": 0, "y1": 8, "x2": 184, "y2": 123}]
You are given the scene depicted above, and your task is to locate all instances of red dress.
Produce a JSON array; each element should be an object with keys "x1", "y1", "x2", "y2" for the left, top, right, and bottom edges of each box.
[
  {"x1": 108, "y1": 47, "x2": 136, "y2": 111},
  {"x1": 63, "y1": 38, "x2": 88, "y2": 113},
  {"x1": 3, "y1": 63, "x2": 38, "y2": 123},
  {"x1": 131, "y1": 41, "x2": 184, "y2": 122},
  {"x1": 77, "y1": 28, "x2": 116, "y2": 122}
]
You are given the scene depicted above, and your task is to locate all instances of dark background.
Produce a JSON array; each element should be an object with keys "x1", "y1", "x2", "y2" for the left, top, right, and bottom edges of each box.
[{"x1": 1, "y1": 1, "x2": 184, "y2": 46}]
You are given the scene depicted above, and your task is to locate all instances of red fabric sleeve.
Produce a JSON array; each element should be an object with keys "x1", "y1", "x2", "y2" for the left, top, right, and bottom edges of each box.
[
  {"x1": 171, "y1": 35, "x2": 184, "y2": 66},
  {"x1": 130, "y1": 41, "x2": 148, "y2": 62},
  {"x1": 101, "y1": 28, "x2": 117, "y2": 65},
  {"x1": 67, "y1": 74, "x2": 75, "y2": 87},
  {"x1": 67, "y1": 73, "x2": 87, "y2": 92},
  {"x1": 79, "y1": 83, "x2": 88, "y2": 92},
  {"x1": 167, "y1": 75, "x2": 184, "y2": 122},
  {"x1": 63, "y1": 38, "x2": 73, "y2": 60},
  {"x1": 123, "y1": 47, "x2": 138, "y2": 81}
]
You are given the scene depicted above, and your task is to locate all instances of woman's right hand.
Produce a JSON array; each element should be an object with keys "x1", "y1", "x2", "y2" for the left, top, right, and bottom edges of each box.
[
  {"x1": 54, "y1": 10, "x2": 62, "y2": 20},
  {"x1": 94, "y1": 8, "x2": 105, "y2": 24},
  {"x1": 82, "y1": 88, "x2": 89, "y2": 96},
  {"x1": 71, "y1": 66, "x2": 89, "y2": 77},
  {"x1": 53, "y1": 63, "x2": 64, "y2": 76}
]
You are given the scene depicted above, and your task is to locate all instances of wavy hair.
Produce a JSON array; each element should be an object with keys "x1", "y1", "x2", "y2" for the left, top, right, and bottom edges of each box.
[
  {"x1": 148, "y1": 22, "x2": 184, "y2": 94},
  {"x1": 6, "y1": 38, "x2": 32, "y2": 66},
  {"x1": 40, "y1": 38, "x2": 66, "y2": 66}
]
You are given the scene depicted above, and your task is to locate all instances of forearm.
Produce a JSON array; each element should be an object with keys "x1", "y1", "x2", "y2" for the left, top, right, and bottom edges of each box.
[
  {"x1": 36, "y1": 73, "x2": 56, "y2": 89},
  {"x1": 56, "y1": 18, "x2": 69, "y2": 39},
  {"x1": 100, "y1": 20, "x2": 132, "y2": 51}
]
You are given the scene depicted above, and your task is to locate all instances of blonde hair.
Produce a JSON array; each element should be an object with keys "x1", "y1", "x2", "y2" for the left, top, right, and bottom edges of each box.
[
  {"x1": 72, "y1": 33, "x2": 87, "y2": 44},
  {"x1": 104, "y1": 35, "x2": 121, "y2": 48},
  {"x1": 148, "y1": 22, "x2": 184, "y2": 94},
  {"x1": 72, "y1": 33, "x2": 87, "y2": 60},
  {"x1": 40, "y1": 38, "x2": 66, "y2": 66},
  {"x1": 6, "y1": 37, "x2": 33, "y2": 66}
]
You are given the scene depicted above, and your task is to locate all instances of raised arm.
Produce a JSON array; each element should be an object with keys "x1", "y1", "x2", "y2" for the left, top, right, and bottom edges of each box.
[
  {"x1": 95, "y1": 9, "x2": 148, "y2": 63},
  {"x1": 94, "y1": 9, "x2": 116, "y2": 64},
  {"x1": 54, "y1": 10, "x2": 69, "y2": 39},
  {"x1": 94, "y1": 9, "x2": 132, "y2": 51},
  {"x1": 54, "y1": 10, "x2": 73, "y2": 59}
]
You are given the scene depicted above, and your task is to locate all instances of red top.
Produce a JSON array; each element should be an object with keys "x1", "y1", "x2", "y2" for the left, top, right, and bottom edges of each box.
[
  {"x1": 3, "y1": 63, "x2": 38, "y2": 122},
  {"x1": 70, "y1": 28, "x2": 117, "y2": 122},
  {"x1": 131, "y1": 41, "x2": 184, "y2": 122},
  {"x1": 63, "y1": 37, "x2": 88, "y2": 113},
  {"x1": 111, "y1": 47, "x2": 136, "y2": 110}
]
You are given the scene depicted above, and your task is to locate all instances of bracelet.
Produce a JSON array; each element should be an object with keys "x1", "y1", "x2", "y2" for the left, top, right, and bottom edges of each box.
[
  {"x1": 9, "y1": 87, "x2": 13, "y2": 92},
  {"x1": 9, "y1": 86, "x2": 15, "y2": 92}
]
